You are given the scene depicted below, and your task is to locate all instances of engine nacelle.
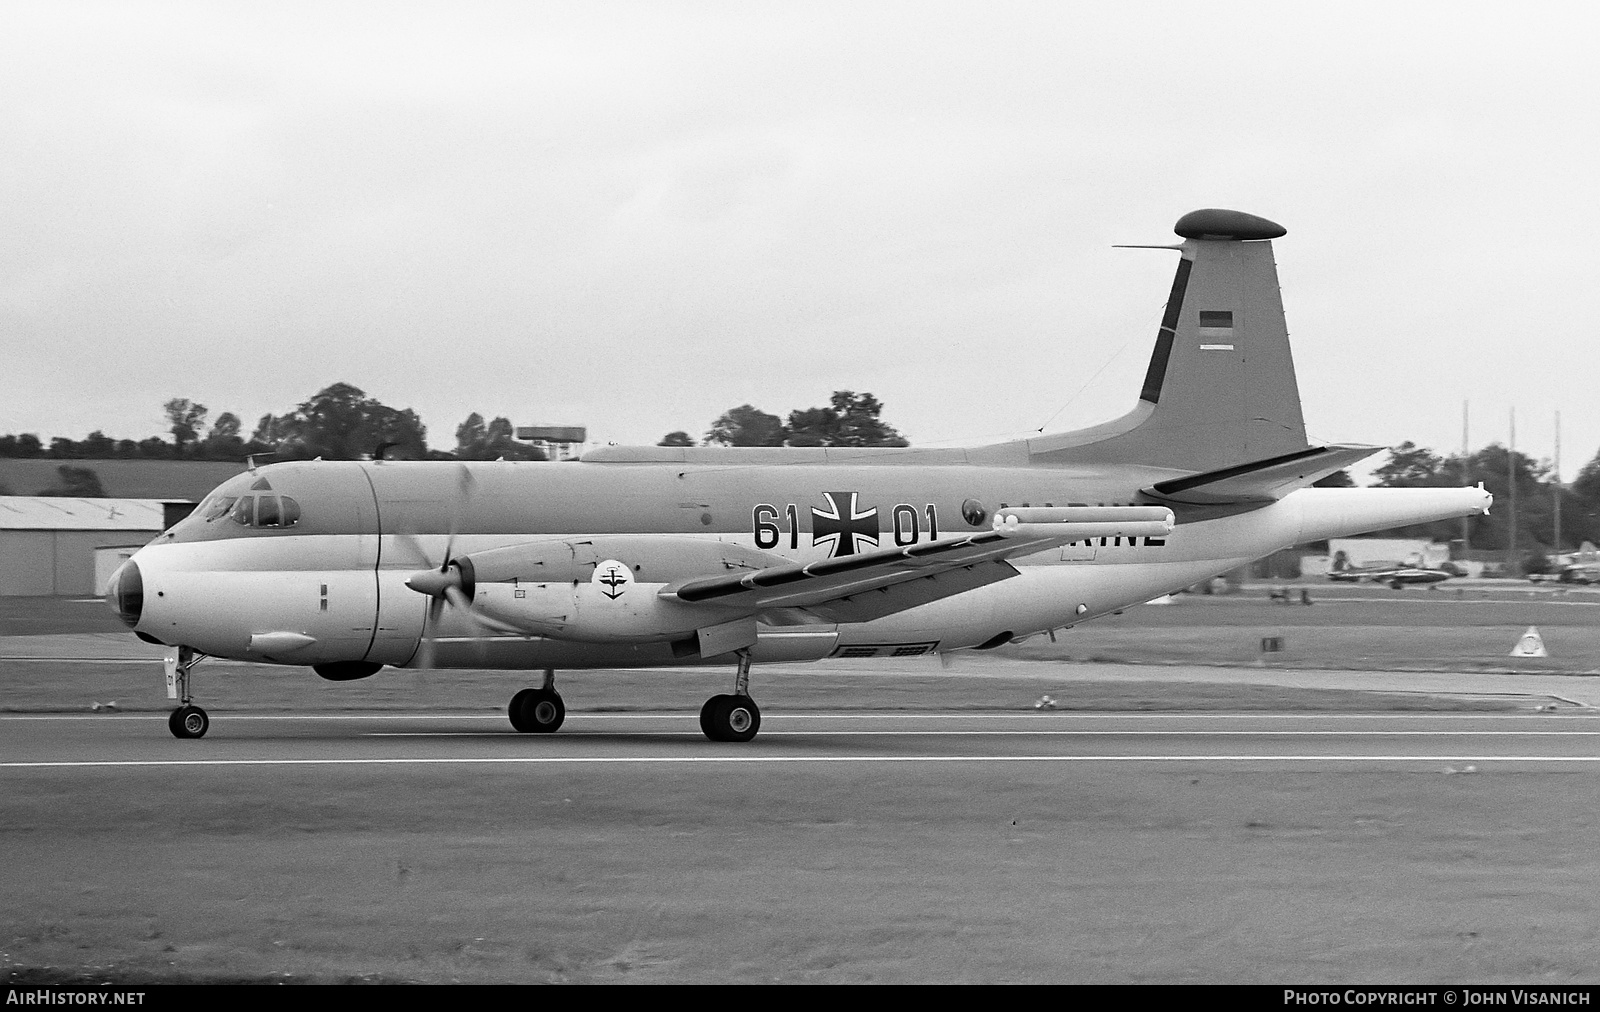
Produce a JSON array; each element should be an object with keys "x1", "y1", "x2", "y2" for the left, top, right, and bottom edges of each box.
[{"x1": 472, "y1": 560, "x2": 719, "y2": 643}]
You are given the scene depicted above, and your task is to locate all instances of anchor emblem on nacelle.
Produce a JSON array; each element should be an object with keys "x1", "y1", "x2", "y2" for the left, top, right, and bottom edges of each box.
[{"x1": 593, "y1": 560, "x2": 633, "y2": 600}]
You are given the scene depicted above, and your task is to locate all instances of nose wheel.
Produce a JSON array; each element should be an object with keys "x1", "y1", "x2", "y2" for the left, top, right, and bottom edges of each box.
[
  {"x1": 700, "y1": 649, "x2": 761, "y2": 742},
  {"x1": 509, "y1": 669, "x2": 565, "y2": 733},
  {"x1": 164, "y1": 646, "x2": 211, "y2": 739},
  {"x1": 168, "y1": 705, "x2": 209, "y2": 739}
]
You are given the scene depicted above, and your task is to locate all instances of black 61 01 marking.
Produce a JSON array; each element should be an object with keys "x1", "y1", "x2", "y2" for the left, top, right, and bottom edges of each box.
[{"x1": 753, "y1": 502, "x2": 939, "y2": 551}]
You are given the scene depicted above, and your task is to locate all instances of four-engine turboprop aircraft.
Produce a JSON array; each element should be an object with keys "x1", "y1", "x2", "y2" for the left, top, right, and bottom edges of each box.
[{"x1": 108, "y1": 208, "x2": 1492, "y2": 741}]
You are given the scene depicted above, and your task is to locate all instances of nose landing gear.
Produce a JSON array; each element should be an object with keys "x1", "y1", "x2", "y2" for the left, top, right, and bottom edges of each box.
[
  {"x1": 700, "y1": 649, "x2": 761, "y2": 742},
  {"x1": 164, "y1": 646, "x2": 210, "y2": 739},
  {"x1": 509, "y1": 668, "x2": 565, "y2": 733}
]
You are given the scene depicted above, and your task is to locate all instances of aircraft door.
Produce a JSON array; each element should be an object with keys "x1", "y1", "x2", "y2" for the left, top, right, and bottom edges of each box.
[{"x1": 366, "y1": 569, "x2": 426, "y2": 666}]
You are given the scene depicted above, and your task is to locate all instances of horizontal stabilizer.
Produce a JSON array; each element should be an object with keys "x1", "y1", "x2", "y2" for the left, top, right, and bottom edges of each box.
[{"x1": 1143, "y1": 445, "x2": 1379, "y2": 505}]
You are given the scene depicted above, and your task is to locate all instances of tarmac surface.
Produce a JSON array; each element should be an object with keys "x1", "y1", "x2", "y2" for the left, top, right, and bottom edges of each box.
[
  {"x1": 9, "y1": 709, "x2": 1600, "y2": 769},
  {"x1": 6, "y1": 589, "x2": 1600, "y2": 983}
]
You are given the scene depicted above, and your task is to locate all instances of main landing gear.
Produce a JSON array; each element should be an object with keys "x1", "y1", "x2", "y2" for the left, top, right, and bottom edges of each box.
[
  {"x1": 165, "y1": 646, "x2": 209, "y2": 739},
  {"x1": 700, "y1": 649, "x2": 761, "y2": 743},
  {"x1": 508, "y1": 668, "x2": 565, "y2": 733}
]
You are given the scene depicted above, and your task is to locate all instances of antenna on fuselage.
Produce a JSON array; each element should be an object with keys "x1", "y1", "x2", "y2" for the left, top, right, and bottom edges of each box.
[{"x1": 244, "y1": 450, "x2": 281, "y2": 473}]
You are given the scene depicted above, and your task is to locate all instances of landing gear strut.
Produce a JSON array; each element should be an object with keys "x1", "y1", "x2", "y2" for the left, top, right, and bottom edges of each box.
[
  {"x1": 509, "y1": 668, "x2": 564, "y2": 733},
  {"x1": 165, "y1": 646, "x2": 209, "y2": 739},
  {"x1": 700, "y1": 649, "x2": 761, "y2": 742}
]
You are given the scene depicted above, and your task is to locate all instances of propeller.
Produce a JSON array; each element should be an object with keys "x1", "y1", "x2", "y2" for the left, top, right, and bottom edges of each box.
[{"x1": 389, "y1": 464, "x2": 506, "y2": 668}]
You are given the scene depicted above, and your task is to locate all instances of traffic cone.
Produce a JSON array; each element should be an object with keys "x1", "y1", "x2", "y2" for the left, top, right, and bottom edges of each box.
[{"x1": 1509, "y1": 626, "x2": 1549, "y2": 658}]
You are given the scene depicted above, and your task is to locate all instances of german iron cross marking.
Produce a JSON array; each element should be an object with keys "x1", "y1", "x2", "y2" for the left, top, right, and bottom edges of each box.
[{"x1": 811, "y1": 492, "x2": 879, "y2": 558}]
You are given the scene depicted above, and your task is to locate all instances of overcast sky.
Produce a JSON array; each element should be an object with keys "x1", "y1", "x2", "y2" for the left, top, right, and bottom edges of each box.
[{"x1": 3, "y1": 1, "x2": 1596, "y2": 477}]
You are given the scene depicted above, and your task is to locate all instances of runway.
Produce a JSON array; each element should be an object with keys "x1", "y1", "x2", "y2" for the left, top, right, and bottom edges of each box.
[
  {"x1": 8, "y1": 710, "x2": 1600, "y2": 770},
  {"x1": 8, "y1": 706, "x2": 1600, "y2": 983}
]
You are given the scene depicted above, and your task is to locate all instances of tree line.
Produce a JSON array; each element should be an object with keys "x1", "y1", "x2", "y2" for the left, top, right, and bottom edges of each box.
[
  {"x1": 0, "y1": 383, "x2": 546, "y2": 465},
  {"x1": 658, "y1": 391, "x2": 908, "y2": 448}
]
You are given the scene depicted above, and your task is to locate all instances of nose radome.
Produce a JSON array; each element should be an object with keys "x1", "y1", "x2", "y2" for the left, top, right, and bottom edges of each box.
[{"x1": 107, "y1": 559, "x2": 143, "y2": 628}]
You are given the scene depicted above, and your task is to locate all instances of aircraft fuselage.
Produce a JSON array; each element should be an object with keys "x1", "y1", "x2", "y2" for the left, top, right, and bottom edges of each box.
[{"x1": 112, "y1": 458, "x2": 1490, "y2": 673}]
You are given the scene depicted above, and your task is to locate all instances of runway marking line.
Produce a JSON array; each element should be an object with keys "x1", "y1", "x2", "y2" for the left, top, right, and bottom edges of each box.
[
  {"x1": 362, "y1": 729, "x2": 1600, "y2": 737},
  {"x1": 8, "y1": 755, "x2": 1600, "y2": 769},
  {"x1": 6, "y1": 712, "x2": 1600, "y2": 722}
]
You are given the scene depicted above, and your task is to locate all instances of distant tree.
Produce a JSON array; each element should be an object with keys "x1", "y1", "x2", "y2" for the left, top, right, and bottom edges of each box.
[
  {"x1": 454, "y1": 413, "x2": 487, "y2": 456},
  {"x1": 782, "y1": 407, "x2": 834, "y2": 447},
  {"x1": 254, "y1": 383, "x2": 429, "y2": 460},
  {"x1": 137, "y1": 436, "x2": 172, "y2": 458},
  {"x1": 1574, "y1": 447, "x2": 1600, "y2": 505},
  {"x1": 163, "y1": 398, "x2": 209, "y2": 455},
  {"x1": 785, "y1": 391, "x2": 908, "y2": 447},
  {"x1": 115, "y1": 439, "x2": 140, "y2": 457},
  {"x1": 81, "y1": 431, "x2": 116, "y2": 457},
  {"x1": 198, "y1": 412, "x2": 245, "y2": 459},
  {"x1": 1373, "y1": 441, "x2": 1447, "y2": 487},
  {"x1": 706, "y1": 405, "x2": 786, "y2": 447},
  {"x1": 0, "y1": 434, "x2": 44, "y2": 457},
  {"x1": 251, "y1": 413, "x2": 292, "y2": 450},
  {"x1": 657, "y1": 431, "x2": 694, "y2": 447},
  {"x1": 454, "y1": 413, "x2": 544, "y2": 460},
  {"x1": 1312, "y1": 469, "x2": 1355, "y2": 488},
  {"x1": 36, "y1": 465, "x2": 106, "y2": 498},
  {"x1": 48, "y1": 437, "x2": 80, "y2": 458}
]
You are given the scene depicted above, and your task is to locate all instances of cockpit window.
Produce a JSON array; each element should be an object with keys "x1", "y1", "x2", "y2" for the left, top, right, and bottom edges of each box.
[
  {"x1": 200, "y1": 495, "x2": 237, "y2": 521},
  {"x1": 257, "y1": 495, "x2": 281, "y2": 527},
  {"x1": 223, "y1": 493, "x2": 302, "y2": 529}
]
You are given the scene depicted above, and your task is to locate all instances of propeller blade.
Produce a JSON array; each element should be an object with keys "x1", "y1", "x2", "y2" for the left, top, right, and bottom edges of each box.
[
  {"x1": 415, "y1": 595, "x2": 445, "y2": 670},
  {"x1": 441, "y1": 463, "x2": 478, "y2": 565},
  {"x1": 391, "y1": 532, "x2": 435, "y2": 570}
]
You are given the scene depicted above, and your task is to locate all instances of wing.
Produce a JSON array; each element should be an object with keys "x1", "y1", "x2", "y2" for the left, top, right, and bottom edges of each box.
[
  {"x1": 663, "y1": 531, "x2": 1031, "y2": 623},
  {"x1": 663, "y1": 503, "x2": 1171, "y2": 623}
]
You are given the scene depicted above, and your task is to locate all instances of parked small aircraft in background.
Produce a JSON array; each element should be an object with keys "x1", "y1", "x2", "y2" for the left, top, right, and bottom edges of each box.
[
  {"x1": 1531, "y1": 541, "x2": 1600, "y2": 585},
  {"x1": 1327, "y1": 565, "x2": 1453, "y2": 589},
  {"x1": 109, "y1": 208, "x2": 1493, "y2": 740}
]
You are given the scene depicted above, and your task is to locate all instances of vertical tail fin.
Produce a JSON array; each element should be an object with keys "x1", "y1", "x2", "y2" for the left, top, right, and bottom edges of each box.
[{"x1": 1030, "y1": 208, "x2": 1310, "y2": 472}]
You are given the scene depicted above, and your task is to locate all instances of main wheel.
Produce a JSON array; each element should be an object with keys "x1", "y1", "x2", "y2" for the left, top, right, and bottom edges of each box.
[
  {"x1": 699, "y1": 694, "x2": 727, "y2": 739},
  {"x1": 508, "y1": 688, "x2": 536, "y2": 731},
  {"x1": 702, "y1": 694, "x2": 760, "y2": 743},
  {"x1": 511, "y1": 687, "x2": 564, "y2": 733},
  {"x1": 168, "y1": 705, "x2": 209, "y2": 739}
]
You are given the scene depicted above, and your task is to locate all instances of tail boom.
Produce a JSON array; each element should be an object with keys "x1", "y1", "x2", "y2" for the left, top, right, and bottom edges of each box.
[{"x1": 1290, "y1": 487, "x2": 1493, "y2": 544}]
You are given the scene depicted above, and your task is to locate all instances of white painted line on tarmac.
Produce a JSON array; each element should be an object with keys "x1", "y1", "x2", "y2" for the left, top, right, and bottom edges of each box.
[
  {"x1": 6, "y1": 711, "x2": 1600, "y2": 722},
  {"x1": 6, "y1": 755, "x2": 1600, "y2": 769},
  {"x1": 362, "y1": 729, "x2": 1600, "y2": 737},
  {"x1": 1313, "y1": 596, "x2": 1600, "y2": 607}
]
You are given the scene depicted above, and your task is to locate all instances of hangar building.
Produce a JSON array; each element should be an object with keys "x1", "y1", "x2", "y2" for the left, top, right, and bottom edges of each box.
[{"x1": 0, "y1": 497, "x2": 168, "y2": 596}]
